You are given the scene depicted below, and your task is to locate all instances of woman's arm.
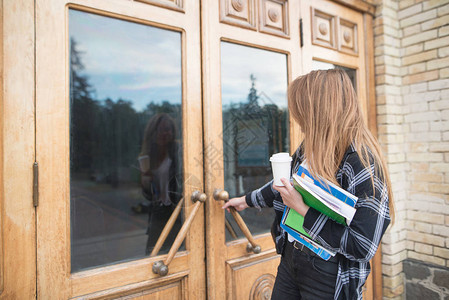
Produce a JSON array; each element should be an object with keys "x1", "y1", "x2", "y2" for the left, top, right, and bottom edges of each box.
[{"x1": 302, "y1": 153, "x2": 391, "y2": 263}]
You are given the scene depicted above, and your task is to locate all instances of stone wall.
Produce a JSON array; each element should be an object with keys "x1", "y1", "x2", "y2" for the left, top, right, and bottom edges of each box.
[
  {"x1": 372, "y1": 0, "x2": 449, "y2": 299},
  {"x1": 404, "y1": 259, "x2": 449, "y2": 299}
]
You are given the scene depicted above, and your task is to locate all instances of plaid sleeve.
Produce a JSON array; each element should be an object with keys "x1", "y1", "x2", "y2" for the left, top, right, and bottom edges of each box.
[
  {"x1": 302, "y1": 152, "x2": 391, "y2": 263},
  {"x1": 244, "y1": 179, "x2": 279, "y2": 208}
]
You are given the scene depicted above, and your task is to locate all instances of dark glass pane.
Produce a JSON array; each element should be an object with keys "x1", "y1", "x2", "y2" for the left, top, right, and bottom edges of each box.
[
  {"x1": 311, "y1": 60, "x2": 357, "y2": 90},
  {"x1": 69, "y1": 10, "x2": 183, "y2": 273},
  {"x1": 221, "y1": 42, "x2": 289, "y2": 241}
]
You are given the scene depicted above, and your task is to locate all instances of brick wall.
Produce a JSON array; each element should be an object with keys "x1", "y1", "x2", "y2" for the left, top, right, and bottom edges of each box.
[{"x1": 373, "y1": 0, "x2": 449, "y2": 299}]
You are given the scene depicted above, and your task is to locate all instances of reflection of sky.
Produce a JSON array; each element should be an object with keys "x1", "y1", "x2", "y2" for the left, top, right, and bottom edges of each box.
[
  {"x1": 69, "y1": 9, "x2": 182, "y2": 112},
  {"x1": 221, "y1": 42, "x2": 288, "y2": 108}
]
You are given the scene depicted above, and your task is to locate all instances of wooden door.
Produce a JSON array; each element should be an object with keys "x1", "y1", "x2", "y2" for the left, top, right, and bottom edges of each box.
[
  {"x1": 202, "y1": 1, "x2": 303, "y2": 299},
  {"x1": 202, "y1": 0, "x2": 379, "y2": 299},
  {"x1": 35, "y1": 1, "x2": 205, "y2": 298}
]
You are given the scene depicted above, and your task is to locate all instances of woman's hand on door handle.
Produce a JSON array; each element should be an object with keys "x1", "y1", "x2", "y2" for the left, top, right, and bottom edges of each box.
[{"x1": 222, "y1": 195, "x2": 248, "y2": 212}]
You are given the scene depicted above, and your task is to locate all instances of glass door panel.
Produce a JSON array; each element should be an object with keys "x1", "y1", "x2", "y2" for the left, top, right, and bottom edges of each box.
[
  {"x1": 311, "y1": 60, "x2": 357, "y2": 91},
  {"x1": 69, "y1": 9, "x2": 184, "y2": 272},
  {"x1": 220, "y1": 42, "x2": 289, "y2": 241}
]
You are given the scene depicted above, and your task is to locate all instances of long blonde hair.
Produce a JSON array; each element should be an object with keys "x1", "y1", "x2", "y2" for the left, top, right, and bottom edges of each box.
[{"x1": 288, "y1": 69, "x2": 394, "y2": 220}]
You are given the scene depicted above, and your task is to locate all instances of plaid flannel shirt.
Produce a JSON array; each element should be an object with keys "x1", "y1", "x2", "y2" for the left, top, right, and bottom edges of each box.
[{"x1": 245, "y1": 144, "x2": 391, "y2": 300}]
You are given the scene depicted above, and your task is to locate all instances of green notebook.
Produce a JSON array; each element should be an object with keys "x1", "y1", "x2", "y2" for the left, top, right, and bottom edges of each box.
[
  {"x1": 292, "y1": 174, "x2": 347, "y2": 226},
  {"x1": 283, "y1": 207, "x2": 311, "y2": 238}
]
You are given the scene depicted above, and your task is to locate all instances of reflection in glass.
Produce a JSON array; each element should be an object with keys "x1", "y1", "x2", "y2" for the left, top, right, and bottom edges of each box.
[
  {"x1": 311, "y1": 60, "x2": 357, "y2": 90},
  {"x1": 221, "y1": 42, "x2": 289, "y2": 241},
  {"x1": 69, "y1": 10, "x2": 183, "y2": 272}
]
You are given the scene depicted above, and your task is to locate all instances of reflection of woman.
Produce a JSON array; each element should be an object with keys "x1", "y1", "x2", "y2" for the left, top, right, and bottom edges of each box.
[
  {"x1": 137, "y1": 113, "x2": 181, "y2": 255},
  {"x1": 224, "y1": 70, "x2": 393, "y2": 299}
]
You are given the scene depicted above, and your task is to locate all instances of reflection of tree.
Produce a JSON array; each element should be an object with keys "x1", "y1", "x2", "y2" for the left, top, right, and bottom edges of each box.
[
  {"x1": 69, "y1": 38, "x2": 181, "y2": 186},
  {"x1": 222, "y1": 74, "x2": 289, "y2": 196}
]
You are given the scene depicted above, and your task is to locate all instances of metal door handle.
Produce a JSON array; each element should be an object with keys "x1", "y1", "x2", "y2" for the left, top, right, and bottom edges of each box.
[
  {"x1": 150, "y1": 197, "x2": 185, "y2": 257},
  {"x1": 214, "y1": 189, "x2": 261, "y2": 254},
  {"x1": 152, "y1": 190, "x2": 206, "y2": 276}
]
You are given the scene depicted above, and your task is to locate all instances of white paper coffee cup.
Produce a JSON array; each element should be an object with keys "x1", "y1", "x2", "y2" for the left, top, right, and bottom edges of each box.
[{"x1": 270, "y1": 152, "x2": 292, "y2": 186}]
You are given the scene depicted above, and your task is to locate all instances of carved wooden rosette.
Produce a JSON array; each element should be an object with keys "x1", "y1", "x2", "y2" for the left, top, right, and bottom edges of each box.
[
  {"x1": 219, "y1": 0, "x2": 289, "y2": 38},
  {"x1": 311, "y1": 7, "x2": 358, "y2": 56},
  {"x1": 339, "y1": 18, "x2": 358, "y2": 55},
  {"x1": 135, "y1": 0, "x2": 184, "y2": 13},
  {"x1": 220, "y1": 0, "x2": 257, "y2": 30},
  {"x1": 249, "y1": 274, "x2": 276, "y2": 300},
  {"x1": 311, "y1": 7, "x2": 336, "y2": 49},
  {"x1": 259, "y1": 0, "x2": 289, "y2": 38}
]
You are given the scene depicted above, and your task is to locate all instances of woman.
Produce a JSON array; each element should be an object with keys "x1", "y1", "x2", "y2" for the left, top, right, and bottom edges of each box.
[
  {"x1": 136, "y1": 113, "x2": 182, "y2": 255},
  {"x1": 223, "y1": 69, "x2": 393, "y2": 299}
]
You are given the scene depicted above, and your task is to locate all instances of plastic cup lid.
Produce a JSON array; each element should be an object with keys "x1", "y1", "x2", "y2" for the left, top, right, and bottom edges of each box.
[{"x1": 269, "y1": 152, "x2": 292, "y2": 162}]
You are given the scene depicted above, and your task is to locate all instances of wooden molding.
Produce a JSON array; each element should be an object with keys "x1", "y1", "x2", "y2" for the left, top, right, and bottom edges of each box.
[
  {"x1": 71, "y1": 271, "x2": 189, "y2": 299},
  {"x1": 134, "y1": 0, "x2": 185, "y2": 13},
  {"x1": 332, "y1": 0, "x2": 376, "y2": 15}
]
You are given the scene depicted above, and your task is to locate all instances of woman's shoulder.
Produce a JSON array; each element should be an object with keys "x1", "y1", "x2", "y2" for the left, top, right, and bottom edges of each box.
[{"x1": 338, "y1": 144, "x2": 378, "y2": 183}]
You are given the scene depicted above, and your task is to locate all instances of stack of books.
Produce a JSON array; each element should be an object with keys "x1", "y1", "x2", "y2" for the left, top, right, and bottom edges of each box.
[{"x1": 280, "y1": 163, "x2": 358, "y2": 260}]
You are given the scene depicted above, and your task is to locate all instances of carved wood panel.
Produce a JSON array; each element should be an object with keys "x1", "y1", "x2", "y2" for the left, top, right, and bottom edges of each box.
[
  {"x1": 220, "y1": 0, "x2": 257, "y2": 30},
  {"x1": 259, "y1": 0, "x2": 289, "y2": 38},
  {"x1": 219, "y1": 0, "x2": 289, "y2": 38},
  {"x1": 311, "y1": 6, "x2": 359, "y2": 56},
  {"x1": 339, "y1": 18, "x2": 358, "y2": 55},
  {"x1": 134, "y1": 0, "x2": 184, "y2": 13},
  {"x1": 226, "y1": 252, "x2": 280, "y2": 299},
  {"x1": 72, "y1": 275, "x2": 187, "y2": 299},
  {"x1": 311, "y1": 7, "x2": 336, "y2": 50}
]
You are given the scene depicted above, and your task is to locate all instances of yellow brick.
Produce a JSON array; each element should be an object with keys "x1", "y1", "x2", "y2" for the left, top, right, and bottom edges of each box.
[
  {"x1": 429, "y1": 142, "x2": 449, "y2": 152},
  {"x1": 382, "y1": 262, "x2": 403, "y2": 277},
  {"x1": 429, "y1": 163, "x2": 449, "y2": 172},
  {"x1": 425, "y1": 36, "x2": 449, "y2": 50},
  {"x1": 411, "y1": 172, "x2": 444, "y2": 183},
  {"x1": 408, "y1": 251, "x2": 446, "y2": 266},
  {"x1": 403, "y1": 29, "x2": 438, "y2": 47},
  {"x1": 408, "y1": 210, "x2": 445, "y2": 224},
  {"x1": 405, "y1": 43, "x2": 424, "y2": 56},
  {"x1": 403, "y1": 70, "x2": 439, "y2": 84},
  {"x1": 422, "y1": 14, "x2": 449, "y2": 31},
  {"x1": 383, "y1": 274, "x2": 404, "y2": 289},
  {"x1": 426, "y1": 56, "x2": 449, "y2": 70},
  {"x1": 383, "y1": 284, "x2": 404, "y2": 298},
  {"x1": 441, "y1": 68, "x2": 449, "y2": 78},
  {"x1": 428, "y1": 183, "x2": 449, "y2": 194},
  {"x1": 439, "y1": 46, "x2": 449, "y2": 57},
  {"x1": 424, "y1": 0, "x2": 449, "y2": 10},
  {"x1": 408, "y1": 62, "x2": 426, "y2": 74},
  {"x1": 434, "y1": 247, "x2": 449, "y2": 259},
  {"x1": 437, "y1": 3, "x2": 449, "y2": 17},
  {"x1": 399, "y1": 3, "x2": 422, "y2": 19},
  {"x1": 400, "y1": 0, "x2": 416, "y2": 9},
  {"x1": 407, "y1": 231, "x2": 445, "y2": 246},
  {"x1": 401, "y1": 9, "x2": 437, "y2": 28},
  {"x1": 403, "y1": 49, "x2": 438, "y2": 65},
  {"x1": 440, "y1": 25, "x2": 449, "y2": 37},
  {"x1": 415, "y1": 242, "x2": 433, "y2": 254},
  {"x1": 415, "y1": 222, "x2": 433, "y2": 233}
]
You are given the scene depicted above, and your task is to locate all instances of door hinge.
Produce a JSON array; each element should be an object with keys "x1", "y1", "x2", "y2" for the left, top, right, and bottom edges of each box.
[
  {"x1": 33, "y1": 162, "x2": 39, "y2": 207},
  {"x1": 299, "y1": 18, "x2": 304, "y2": 47}
]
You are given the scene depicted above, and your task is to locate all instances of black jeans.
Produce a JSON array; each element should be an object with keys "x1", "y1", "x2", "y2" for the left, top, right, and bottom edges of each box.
[{"x1": 271, "y1": 241, "x2": 339, "y2": 300}]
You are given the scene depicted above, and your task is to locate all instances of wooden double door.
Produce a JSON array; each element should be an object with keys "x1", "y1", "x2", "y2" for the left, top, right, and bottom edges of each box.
[{"x1": 0, "y1": 0, "x2": 379, "y2": 299}]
